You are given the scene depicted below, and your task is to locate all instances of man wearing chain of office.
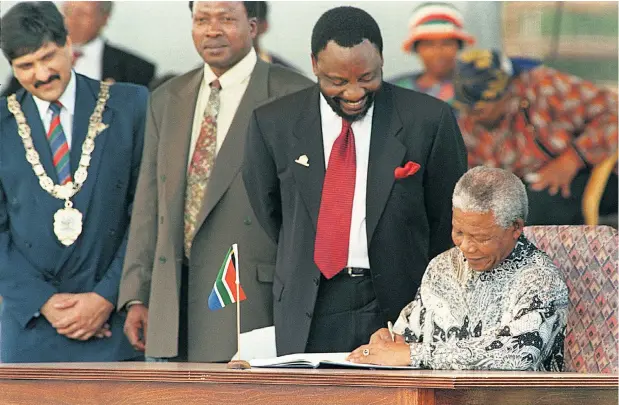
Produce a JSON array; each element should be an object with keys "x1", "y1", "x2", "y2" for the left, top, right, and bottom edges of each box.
[{"x1": 0, "y1": 1, "x2": 147, "y2": 362}]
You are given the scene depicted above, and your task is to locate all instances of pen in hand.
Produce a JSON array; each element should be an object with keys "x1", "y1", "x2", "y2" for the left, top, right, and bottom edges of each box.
[{"x1": 387, "y1": 321, "x2": 395, "y2": 342}]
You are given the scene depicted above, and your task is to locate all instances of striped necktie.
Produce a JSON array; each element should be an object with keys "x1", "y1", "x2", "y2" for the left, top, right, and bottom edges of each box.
[{"x1": 47, "y1": 101, "x2": 72, "y2": 185}]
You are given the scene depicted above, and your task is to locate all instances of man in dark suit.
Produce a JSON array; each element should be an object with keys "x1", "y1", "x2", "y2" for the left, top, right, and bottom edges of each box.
[
  {"x1": 0, "y1": 1, "x2": 155, "y2": 97},
  {"x1": 253, "y1": 2, "x2": 301, "y2": 73},
  {"x1": 243, "y1": 6, "x2": 468, "y2": 355},
  {"x1": 0, "y1": 2, "x2": 146, "y2": 362},
  {"x1": 117, "y1": 1, "x2": 311, "y2": 362}
]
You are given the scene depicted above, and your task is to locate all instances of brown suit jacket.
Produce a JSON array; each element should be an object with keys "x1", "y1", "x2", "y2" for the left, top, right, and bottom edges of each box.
[{"x1": 117, "y1": 59, "x2": 312, "y2": 361}]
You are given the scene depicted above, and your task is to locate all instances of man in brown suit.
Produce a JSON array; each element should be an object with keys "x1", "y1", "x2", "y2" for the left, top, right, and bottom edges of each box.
[{"x1": 117, "y1": 1, "x2": 311, "y2": 361}]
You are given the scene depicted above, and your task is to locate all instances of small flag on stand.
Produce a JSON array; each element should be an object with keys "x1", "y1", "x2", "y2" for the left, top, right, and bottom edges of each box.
[{"x1": 208, "y1": 244, "x2": 246, "y2": 311}]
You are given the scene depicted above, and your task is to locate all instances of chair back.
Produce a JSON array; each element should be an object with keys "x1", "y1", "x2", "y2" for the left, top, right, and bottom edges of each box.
[{"x1": 524, "y1": 225, "x2": 618, "y2": 373}]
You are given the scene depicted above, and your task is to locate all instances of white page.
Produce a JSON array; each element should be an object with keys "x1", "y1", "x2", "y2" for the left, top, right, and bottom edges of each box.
[
  {"x1": 231, "y1": 326, "x2": 277, "y2": 361},
  {"x1": 250, "y1": 352, "x2": 418, "y2": 369}
]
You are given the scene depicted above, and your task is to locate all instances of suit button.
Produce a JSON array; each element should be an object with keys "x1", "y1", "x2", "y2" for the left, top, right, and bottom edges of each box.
[
  {"x1": 95, "y1": 274, "x2": 102, "y2": 282},
  {"x1": 160, "y1": 216, "x2": 164, "y2": 224},
  {"x1": 160, "y1": 175, "x2": 166, "y2": 183},
  {"x1": 313, "y1": 277, "x2": 319, "y2": 286},
  {"x1": 51, "y1": 278, "x2": 61, "y2": 287},
  {"x1": 243, "y1": 217, "x2": 252, "y2": 225},
  {"x1": 306, "y1": 312, "x2": 313, "y2": 319},
  {"x1": 159, "y1": 256, "x2": 167, "y2": 264}
]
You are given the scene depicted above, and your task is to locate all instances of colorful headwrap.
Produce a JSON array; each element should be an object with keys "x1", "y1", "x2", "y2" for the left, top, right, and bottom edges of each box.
[
  {"x1": 453, "y1": 49, "x2": 514, "y2": 110},
  {"x1": 402, "y1": 2, "x2": 475, "y2": 53}
]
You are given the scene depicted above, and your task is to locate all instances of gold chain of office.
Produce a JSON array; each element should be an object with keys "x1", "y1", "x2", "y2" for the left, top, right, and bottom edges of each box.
[{"x1": 6, "y1": 81, "x2": 111, "y2": 246}]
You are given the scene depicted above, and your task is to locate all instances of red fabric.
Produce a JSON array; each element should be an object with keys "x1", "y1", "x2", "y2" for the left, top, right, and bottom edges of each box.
[
  {"x1": 314, "y1": 119, "x2": 356, "y2": 279},
  {"x1": 395, "y1": 161, "x2": 421, "y2": 179}
]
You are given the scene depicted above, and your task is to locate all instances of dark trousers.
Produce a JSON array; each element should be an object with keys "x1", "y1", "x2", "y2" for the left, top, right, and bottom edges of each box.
[
  {"x1": 305, "y1": 272, "x2": 385, "y2": 353},
  {"x1": 527, "y1": 171, "x2": 618, "y2": 225}
]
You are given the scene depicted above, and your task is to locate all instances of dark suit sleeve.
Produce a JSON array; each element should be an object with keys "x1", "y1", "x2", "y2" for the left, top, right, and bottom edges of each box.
[
  {"x1": 0, "y1": 180, "x2": 57, "y2": 328},
  {"x1": 424, "y1": 105, "x2": 468, "y2": 259},
  {"x1": 93, "y1": 86, "x2": 148, "y2": 306},
  {"x1": 243, "y1": 110, "x2": 282, "y2": 244}
]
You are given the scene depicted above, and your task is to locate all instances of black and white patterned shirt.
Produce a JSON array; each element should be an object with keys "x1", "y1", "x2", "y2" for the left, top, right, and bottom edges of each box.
[{"x1": 393, "y1": 235, "x2": 568, "y2": 371}]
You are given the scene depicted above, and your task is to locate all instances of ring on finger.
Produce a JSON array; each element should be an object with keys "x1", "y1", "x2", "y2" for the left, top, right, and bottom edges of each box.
[{"x1": 363, "y1": 348, "x2": 370, "y2": 356}]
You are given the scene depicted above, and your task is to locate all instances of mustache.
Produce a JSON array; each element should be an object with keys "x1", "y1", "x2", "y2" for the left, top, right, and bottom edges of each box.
[{"x1": 34, "y1": 74, "x2": 60, "y2": 88}]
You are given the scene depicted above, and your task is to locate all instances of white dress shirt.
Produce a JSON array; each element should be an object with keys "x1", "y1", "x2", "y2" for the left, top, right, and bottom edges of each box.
[
  {"x1": 33, "y1": 70, "x2": 77, "y2": 149},
  {"x1": 188, "y1": 48, "x2": 257, "y2": 170},
  {"x1": 320, "y1": 94, "x2": 374, "y2": 269},
  {"x1": 72, "y1": 36, "x2": 105, "y2": 81}
]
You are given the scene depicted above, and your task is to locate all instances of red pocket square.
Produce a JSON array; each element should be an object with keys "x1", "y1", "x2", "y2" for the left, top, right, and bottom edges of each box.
[{"x1": 394, "y1": 161, "x2": 421, "y2": 179}]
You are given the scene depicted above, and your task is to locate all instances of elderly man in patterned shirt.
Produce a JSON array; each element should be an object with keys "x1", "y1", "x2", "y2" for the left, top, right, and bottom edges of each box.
[
  {"x1": 348, "y1": 167, "x2": 568, "y2": 371},
  {"x1": 451, "y1": 49, "x2": 618, "y2": 225}
]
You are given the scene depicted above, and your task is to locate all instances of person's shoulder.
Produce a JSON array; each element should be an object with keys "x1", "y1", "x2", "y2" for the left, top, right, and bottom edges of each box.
[
  {"x1": 427, "y1": 246, "x2": 461, "y2": 272},
  {"x1": 0, "y1": 87, "x2": 27, "y2": 118},
  {"x1": 101, "y1": 81, "x2": 149, "y2": 112},
  {"x1": 387, "y1": 71, "x2": 422, "y2": 89},
  {"x1": 267, "y1": 63, "x2": 314, "y2": 93},
  {"x1": 149, "y1": 67, "x2": 203, "y2": 102},
  {"x1": 105, "y1": 43, "x2": 155, "y2": 69},
  {"x1": 256, "y1": 83, "x2": 315, "y2": 117},
  {"x1": 386, "y1": 82, "x2": 452, "y2": 121},
  {"x1": 516, "y1": 246, "x2": 568, "y2": 294}
]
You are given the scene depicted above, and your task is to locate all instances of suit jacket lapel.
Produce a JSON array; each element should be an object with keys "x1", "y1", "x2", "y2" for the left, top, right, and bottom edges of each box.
[
  {"x1": 291, "y1": 85, "x2": 325, "y2": 231},
  {"x1": 193, "y1": 60, "x2": 270, "y2": 233},
  {"x1": 366, "y1": 84, "x2": 405, "y2": 243},
  {"x1": 20, "y1": 93, "x2": 58, "y2": 184},
  {"x1": 163, "y1": 68, "x2": 202, "y2": 239}
]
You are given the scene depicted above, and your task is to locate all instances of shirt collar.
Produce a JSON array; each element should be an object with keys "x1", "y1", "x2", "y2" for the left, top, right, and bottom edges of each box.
[
  {"x1": 202, "y1": 47, "x2": 257, "y2": 89},
  {"x1": 33, "y1": 70, "x2": 77, "y2": 117},
  {"x1": 73, "y1": 36, "x2": 105, "y2": 58}
]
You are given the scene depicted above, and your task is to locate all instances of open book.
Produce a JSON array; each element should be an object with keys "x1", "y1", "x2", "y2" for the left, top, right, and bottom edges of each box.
[{"x1": 249, "y1": 352, "x2": 418, "y2": 369}]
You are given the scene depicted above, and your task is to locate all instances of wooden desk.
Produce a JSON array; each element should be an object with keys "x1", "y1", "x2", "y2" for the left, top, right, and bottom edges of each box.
[{"x1": 0, "y1": 362, "x2": 616, "y2": 405}]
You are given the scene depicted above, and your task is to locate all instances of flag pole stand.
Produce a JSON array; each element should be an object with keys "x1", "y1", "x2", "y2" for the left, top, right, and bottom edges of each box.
[{"x1": 227, "y1": 261, "x2": 251, "y2": 370}]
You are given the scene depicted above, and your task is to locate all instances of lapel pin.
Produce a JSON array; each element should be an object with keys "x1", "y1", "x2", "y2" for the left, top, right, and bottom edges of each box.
[{"x1": 295, "y1": 155, "x2": 309, "y2": 167}]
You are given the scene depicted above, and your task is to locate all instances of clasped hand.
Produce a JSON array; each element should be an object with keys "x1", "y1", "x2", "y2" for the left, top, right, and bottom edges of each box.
[{"x1": 40, "y1": 292, "x2": 114, "y2": 341}]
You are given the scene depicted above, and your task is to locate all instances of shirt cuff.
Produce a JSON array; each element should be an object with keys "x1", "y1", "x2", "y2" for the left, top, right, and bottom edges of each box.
[
  {"x1": 125, "y1": 300, "x2": 144, "y2": 311},
  {"x1": 409, "y1": 343, "x2": 429, "y2": 368}
]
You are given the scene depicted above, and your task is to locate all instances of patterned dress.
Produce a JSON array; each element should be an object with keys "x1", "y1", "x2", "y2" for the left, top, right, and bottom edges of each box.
[
  {"x1": 458, "y1": 66, "x2": 618, "y2": 178},
  {"x1": 392, "y1": 235, "x2": 568, "y2": 371}
]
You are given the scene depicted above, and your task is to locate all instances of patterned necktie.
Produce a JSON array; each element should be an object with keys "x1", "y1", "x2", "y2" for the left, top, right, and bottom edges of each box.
[
  {"x1": 184, "y1": 79, "x2": 221, "y2": 255},
  {"x1": 47, "y1": 101, "x2": 72, "y2": 185},
  {"x1": 314, "y1": 119, "x2": 357, "y2": 279}
]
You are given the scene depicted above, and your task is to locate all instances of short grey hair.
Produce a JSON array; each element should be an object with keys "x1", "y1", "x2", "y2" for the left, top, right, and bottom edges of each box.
[{"x1": 452, "y1": 166, "x2": 528, "y2": 228}]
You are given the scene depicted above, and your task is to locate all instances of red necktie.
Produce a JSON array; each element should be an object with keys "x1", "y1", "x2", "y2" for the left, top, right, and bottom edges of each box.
[
  {"x1": 314, "y1": 119, "x2": 356, "y2": 279},
  {"x1": 72, "y1": 50, "x2": 83, "y2": 66}
]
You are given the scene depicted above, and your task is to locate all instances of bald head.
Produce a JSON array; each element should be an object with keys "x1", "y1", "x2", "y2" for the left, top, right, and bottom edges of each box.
[{"x1": 62, "y1": 1, "x2": 112, "y2": 45}]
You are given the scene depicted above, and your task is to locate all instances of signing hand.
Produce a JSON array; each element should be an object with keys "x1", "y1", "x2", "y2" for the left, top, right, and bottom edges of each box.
[
  {"x1": 529, "y1": 149, "x2": 583, "y2": 198},
  {"x1": 369, "y1": 328, "x2": 405, "y2": 344},
  {"x1": 346, "y1": 341, "x2": 411, "y2": 366},
  {"x1": 123, "y1": 303, "x2": 148, "y2": 352},
  {"x1": 52, "y1": 292, "x2": 114, "y2": 341}
]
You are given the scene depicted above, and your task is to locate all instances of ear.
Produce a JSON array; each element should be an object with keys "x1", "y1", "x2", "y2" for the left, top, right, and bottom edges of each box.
[
  {"x1": 248, "y1": 17, "x2": 258, "y2": 40},
  {"x1": 512, "y1": 219, "x2": 524, "y2": 240},
  {"x1": 311, "y1": 54, "x2": 319, "y2": 77}
]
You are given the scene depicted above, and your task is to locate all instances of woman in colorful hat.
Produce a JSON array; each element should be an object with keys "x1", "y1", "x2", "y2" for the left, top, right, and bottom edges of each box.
[{"x1": 390, "y1": 2, "x2": 475, "y2": 104}]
